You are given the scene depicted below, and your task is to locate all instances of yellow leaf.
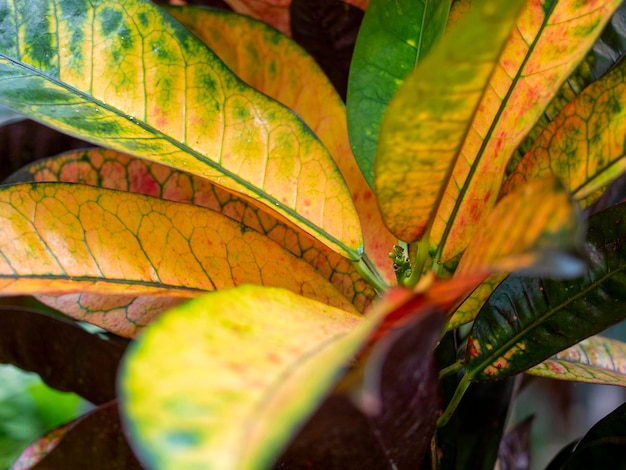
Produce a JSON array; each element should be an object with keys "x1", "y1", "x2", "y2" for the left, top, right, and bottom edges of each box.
[
  {"x1": 0, "y1": 0, "x2": 362, "y2": 260},
  {"x1": 166, "y1": 6, "x2": 397, "y2": 284},
  {"x1": 0, "y1": 183, "x2": 357, "y2": 316},
  {"x1": 430, "y1": 0, "x2": 621, "y2": 264}
]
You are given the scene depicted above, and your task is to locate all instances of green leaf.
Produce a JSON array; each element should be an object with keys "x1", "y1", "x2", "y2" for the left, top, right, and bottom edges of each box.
[
  {"x1": 464, "y1": 202, "x2": 626, "y2": 381},
  {"x1": 347, "y1": 0, "x2": 450, "y2": 188},
  {"x1": 119, "y1": 286, "x2": 369, "y2": 470},
  {"x1": 0, "y1": 0, "x2": 362, "y2": 260},
  {"x1": 503, "y1": 58, "x2": 626, "y2": 206},
  {"x1": 374, "y1": 0, "x2": 525, "y2": 243},
  {"x1": 527, "y1": 335, "x2": 626, "y2": 387}
]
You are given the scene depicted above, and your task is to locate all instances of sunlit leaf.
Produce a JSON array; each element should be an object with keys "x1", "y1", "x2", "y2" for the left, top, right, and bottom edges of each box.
[
  {"x1": 164, "y1": 6, "x2": 396, "y2": 283},
  {"x1": 503, "y1": 59, "x2": 626, "y2": 206},
  {"x1": 429, "y1": 0, "x2": 621, "y2": 265},
  {"x1": 526, "y1": 335, "x2": 626, "y2": 387},
  {"x1": 464, "y1": 202, "x2": 626, "y2": 381},
  {"x1": 374, "y1": 0, "x2": 524, "y2": 243},
  {"x1": 447, "y1": 273, "x2": 506, "y2": 330},
  {"x1": 347, "y1": 0, "x2": 449, "y2": 188},
  {"x1": 0, "y1": 183, "x2": 357, "y2": 331},
  {"x1": 119, "y1": 286, "x2": 367, "y2": 470},
  {"x1": 0, "y1": 306, "x2": 126, "y2": 403},
  {"x1": 13, "y1": 402, "x2": 141, "y2": 470},
  {"x1": 0, "y1": 0, "x2": 362, "y2": 260},
  {"x1": 9, "y1": 149, "x2": 376, "y2": 314}
]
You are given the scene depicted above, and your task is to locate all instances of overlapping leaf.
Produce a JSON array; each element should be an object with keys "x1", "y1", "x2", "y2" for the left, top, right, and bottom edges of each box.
[
  {"x1": 455, "y1": 176, "x2": 584, "y2": 276},
  {"x1": 12, "y1": 402, "x2": 141, "y2": 470},
  {"x1": 164, "y1": 6, "x2": 396, "y2": 283},
  {"x1": 9, "y1": 148, "x2": 377, "y2": 314},
  {"x1": 429, "y1": 0, "x2": 622, "y2": 265},
  {"x1": 0, "y1": 0, "x2": 362, "y2": 260},
  {"x1": 0, "y1": 183, "x2": 357, "y2": 337},
  {"x1": 527, "y1": 335, "x2": 626, "y2": 387},
  {"x1": 464, "y1": 202, "x2": 626, "y2": 381},
  {"x1": 119, "y1": 286, "x2": 367, "y2": 470},
  {"x1": 347, "y1": 0, "x2": 449, "y2": 188},
  {"x1": 374, "y1": 0, "x2": 525, "y2": 244},
  {"x1": 503, "y1": 58, "x2": 626, "y2": 206}
]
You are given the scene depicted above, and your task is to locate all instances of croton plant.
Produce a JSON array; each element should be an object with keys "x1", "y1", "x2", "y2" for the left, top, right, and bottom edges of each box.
[{"x1": 2, "y1": 0, "x2": 626, "y2": 468}]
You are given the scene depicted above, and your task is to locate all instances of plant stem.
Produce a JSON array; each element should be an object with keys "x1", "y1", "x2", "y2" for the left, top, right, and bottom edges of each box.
[
  {"x1": 403, "y1": 236, "x2": 431, "y2": 288},
  {"x1": 355, "y1": 256, "x2": 388, "y2": 294},
  {"x1": 438, "y1": 361, "x2": 464, "y2": 379},
  {"x1": 436, "y1": 374, "x2": 471, "y2": 428}
]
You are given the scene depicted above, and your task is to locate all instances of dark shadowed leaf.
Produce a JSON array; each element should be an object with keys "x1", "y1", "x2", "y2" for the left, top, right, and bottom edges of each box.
[
  {"x1": 497, "y1": 416, "x2": 534, "y2": 470},
  {"x1": 290, "y1": 0, "x2": 363, "y2": 100},
  {"x1": 12, "y1": 402, "x2": 141, "y2": 470},
  {"x1": 276, "y1": 304, "x2": 444, "y2": 469},
  {"x1": 556, "y1": 402, "x2": 626, "y2": 469},
  {"x1": 0, "y1": 120, "x2": 88, "y2": 182},
  {"x1": 0, "y1": 306, "x2": 127, "y2": 404},
  {"x1": 465, "y1": 202, "x2": 626, "y2": 381}
]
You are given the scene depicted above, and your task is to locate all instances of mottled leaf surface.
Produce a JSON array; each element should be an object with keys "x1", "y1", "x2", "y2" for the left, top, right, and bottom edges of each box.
[
  {"x1": 431, "y1": 0, "x2": 621, "y2": 265},
  {"x1": 456, "y1": 176, "x2": 584, "y2": 276},
  {"x1": 0, "y1": 183, "x2": 357, "y2": 332},
  {"x1": 465, "y1": 202, "x2": 626, "y2": 381},
  {"x1": 165, "y1": 6, "x2": 396, "y2": 283},
  {"x1": 374, "y1": 0, "x2": 524, "y2": 243},
  {"x1": 0, "y1": 0, "x2": 362, "y2": 260},
  {"x1": 0, "y1": 306, "x2": 126, "y2": 404},
  {"x1": 13, "y1": 402, "x2": 141, "y2": 470},
  {"x1": 119, "y1": 286, "x2": 367, "y2": 470},
  {"x1": 9, "y1": 149, "x2": 376, "y2": 313},
  {"x1": 347, "y1": 0, "x2": 449, "y2": 188},
  {"x1": 503, "y1": 59, "x2": 626, "y2": 206},
  {"x1": 527, "y1": 335, "x2": 626, "y2": 387}
]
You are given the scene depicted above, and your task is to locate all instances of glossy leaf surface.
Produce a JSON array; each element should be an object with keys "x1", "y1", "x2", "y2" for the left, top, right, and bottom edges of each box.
[
  {"x1": 119, "y1": 286, "x2": 367, "y2": 470},
  {"x1": 165, "y1": 6, "x2": 396, "y2": 283},
  {"x1": 503, "y1": 58, "x2": 626, "y2": 205},
  {"x1": 0, "y1": 0, "x2": 362, "y2": 260},
  {"x1": 347, "y1": 0, "x2": 449, "y2": 188},
  {"x1": 527, "y1": 335, "x2": 626, "y2": 387},
  {"x1": 465, "y1": 202, "x2": 626, "y2": 381},
  {"x1": 448, "y1": 273, "x2": 506, "y2": 330},
  {"x1": 430, "y1": 0, "x2": 621, "y2": 264},
  {"x1": 456, "y1": 176, "x2": 584, "y2": 276},
  {"x1": 13, "y1": 402, "x2": 141, "y2": 470},
  {"x1": 10, "y1": 148, "x2": 376, "y2": 314},
  {"x1": 0, "y1": 306, "x2": 126, "y2": 404},
  {"x1": 0, "y1": 183, "x2": 356, "y2": 320},
  {"x1": 374, "y1": 0, "x2": 524, "y2": 243}
]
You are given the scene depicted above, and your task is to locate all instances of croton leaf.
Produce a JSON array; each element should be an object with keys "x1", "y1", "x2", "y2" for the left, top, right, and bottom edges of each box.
[
  {"x1": 464, "y1": 202, "x2": 626, "y2": 381},
  {"x1": 455, "y1": 175, "x2": 585, "y2": 277},
  {"x1": 550, "y1": 401, "x2": 626, "y2": 469},
  {"x1": 0, "y1": 183, "x2": 357, "y2": 334},
  {"x1": 374, "y1": 0, "x2": 525, "y2": 244},
  {"x1": 429, "y1": 0, "x2": 622, "y2": 265},
  {"x1": 0, "y1": 0, "x2": 363, "y2": 261},
  {"x1": 502, "y1": 58, "x2": 626, "y2": 207},
  {"x1": 8, "y1": 149, "x2": 376, "y2": 312},
  {"x1": 347, "y1": 0, "x2": 449, "y2": 188},
  {"x1": 12, "y1": 402, "x2": 141, "y2": 470},
  {"x1": 526, "y1": 335, "x2": 626, "y2": 387},
  {"x1": 0, "y1": 305, "x2": 127, "y2": 404},
  {"x1": 119, "y1": 286, "x2": 368, "y2": 469},
  {"x1": 164, "y1": 5, "x2": 396, "y2": 284}
]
